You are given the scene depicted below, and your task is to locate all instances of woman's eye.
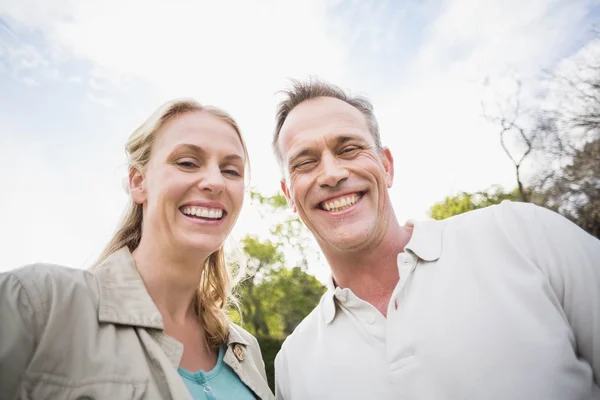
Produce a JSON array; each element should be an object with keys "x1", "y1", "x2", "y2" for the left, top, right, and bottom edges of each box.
[
  {"x1": 222, "y1": 169, "x2": 242, "y2": 177},
  {"x1": 177, "y1": 160, "x2": 197, "y2": 168}
]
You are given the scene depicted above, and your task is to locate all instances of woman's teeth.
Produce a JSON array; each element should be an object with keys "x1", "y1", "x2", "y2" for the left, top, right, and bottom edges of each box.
[{"x1": 181, "y1": 206, "x2": 223, "y2": 219}]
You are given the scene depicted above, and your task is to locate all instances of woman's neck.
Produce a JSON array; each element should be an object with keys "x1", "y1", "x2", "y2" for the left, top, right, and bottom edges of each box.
[{"x1": 132, "y1": 237, "x2": 208, "y2": 324}]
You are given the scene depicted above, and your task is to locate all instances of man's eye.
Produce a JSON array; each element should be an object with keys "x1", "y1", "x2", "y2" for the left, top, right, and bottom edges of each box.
[
  {"x1": 340, "y1": 146, "x2": 360, "y2": 154},
  {"x1": 295, "y1": 160, "x2": 315, "y2": 169}
]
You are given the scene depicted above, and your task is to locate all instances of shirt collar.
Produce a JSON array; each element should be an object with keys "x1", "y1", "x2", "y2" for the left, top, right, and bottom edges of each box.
[
  {"x1": 320, "y1": 219, "x2": 445, "y2": 324},
  {"x1": 320, "y1": 278, "x2": 337, "y2": 324},
  {"x1": 403, "y1": 219, "x2": 443, "y2": 262}
]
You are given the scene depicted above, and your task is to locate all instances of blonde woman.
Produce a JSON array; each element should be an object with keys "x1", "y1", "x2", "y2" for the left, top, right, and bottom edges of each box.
[{"x1": 0, "y1": 100, "x2": 274, "y2": 400}]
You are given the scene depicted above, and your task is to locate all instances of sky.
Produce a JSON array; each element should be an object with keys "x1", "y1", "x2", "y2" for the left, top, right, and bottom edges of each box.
[{"x1": 1, "y1": 0, "x2": 599, "y2": 279}]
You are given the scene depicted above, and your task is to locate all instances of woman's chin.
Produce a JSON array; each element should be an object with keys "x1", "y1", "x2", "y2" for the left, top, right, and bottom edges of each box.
[{"x1": 177, "y1": 234, "x2": 224, "y2": 256}]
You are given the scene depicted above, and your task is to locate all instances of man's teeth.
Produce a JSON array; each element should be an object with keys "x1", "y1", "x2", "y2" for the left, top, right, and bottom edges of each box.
[
  {"x1": 181, "y1": 206, "x2": 223, "y2": 219},
  {"x1": 322, "y1": 194, "x2": 361, "y2": 212}
]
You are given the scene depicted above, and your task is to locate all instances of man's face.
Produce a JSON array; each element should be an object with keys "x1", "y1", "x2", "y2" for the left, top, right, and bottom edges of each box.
[{"x1": 278, "y1": 96, "x2": 394, "y2": 254}]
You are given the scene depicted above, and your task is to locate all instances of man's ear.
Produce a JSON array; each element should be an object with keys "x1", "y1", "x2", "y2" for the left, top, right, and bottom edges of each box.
[
  {"x1": 129, "y1": 166, "x2": 147, "y2": 204},
  {"x1": 280, "y1": 180, "x2": 297, "y2": 212},
  {"x1": 381, "y1": 147, "x2": 394, "y2": 188}
]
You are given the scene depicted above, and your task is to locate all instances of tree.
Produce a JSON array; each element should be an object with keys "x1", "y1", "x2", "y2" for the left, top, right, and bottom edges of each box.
[
  {"x1": 533, "y1": 138, "x2": 600, "y2": 238},
  {"x1": 236, "y1": 235, "x2": 284, "y2": 337},
  {"x1": 481, "y1": 35, "x2": 600, "y2": 237},
  {"x1": 482, "y1": 81, "x2": 540, "y2": 202},
  {"x1": 257, "y1": 266, "x2": 326, "y2": 336},
  {"x1": 530, "y1": 37, "x2": 600, "y2": 238},
  {"x1": 429, "y1": 185, "x2": 520, "y2": 220},
  {"x1": 232, "y1": 190, "x2": 326, "y2": 338}
]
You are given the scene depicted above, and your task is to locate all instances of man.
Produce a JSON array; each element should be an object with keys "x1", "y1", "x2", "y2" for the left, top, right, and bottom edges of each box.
[{"x1": 271, "y1": 79, "x2": 600, "y2": 399}]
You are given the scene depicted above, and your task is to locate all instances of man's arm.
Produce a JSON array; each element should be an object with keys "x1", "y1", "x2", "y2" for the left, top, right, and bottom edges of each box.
[
  {"x1": 0, "y1": 272, "x2": 38, "y2": 400},
  {"x1": 274, "y1": 347, "x2": 290, "y2": 400},
  {"x1": 530, "y1": 205, "x2": 600, "y2": 384}
]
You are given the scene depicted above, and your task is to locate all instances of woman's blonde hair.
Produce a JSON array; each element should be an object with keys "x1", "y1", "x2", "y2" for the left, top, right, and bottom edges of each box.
[{"x1": 95, "y1": 99, "x2": 249, "y2": 348}]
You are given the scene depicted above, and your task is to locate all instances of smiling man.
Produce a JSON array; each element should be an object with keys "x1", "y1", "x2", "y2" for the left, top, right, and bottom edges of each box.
[{"x1": 271, "y1": 79, "x2": 600, "y2": 400}]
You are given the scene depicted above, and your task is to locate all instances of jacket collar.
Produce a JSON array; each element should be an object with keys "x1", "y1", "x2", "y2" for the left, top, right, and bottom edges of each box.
[
  {"x1": 321, "y1": 219, "x2": 445, "y2": 323},
  {"x1": 94, "y1": 247, "x2": 252, "y2": 347},
  {"x1": 94, "y1": 247, "x2": 164, "y2": 329}
]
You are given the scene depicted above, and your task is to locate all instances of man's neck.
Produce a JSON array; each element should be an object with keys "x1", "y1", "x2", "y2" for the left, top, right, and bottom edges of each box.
[
  {"x1": 325, "y1": 219, "x2": 412, "y2": 316},
  {"x1": 132, "y1": 236, "x2": 208, "y2": 324}
]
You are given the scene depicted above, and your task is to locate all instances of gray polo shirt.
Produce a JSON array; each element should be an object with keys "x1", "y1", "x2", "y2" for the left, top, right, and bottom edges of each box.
[{"x1": 275, "y1": 201, "x2": 600, "y2": 399}]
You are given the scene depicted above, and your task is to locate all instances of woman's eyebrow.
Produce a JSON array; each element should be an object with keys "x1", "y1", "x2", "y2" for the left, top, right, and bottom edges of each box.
[
  {"x1": 170, "y1": 143, "x2": 206, "y2": 156},
  {"x1": 170, "y1": 144, "x2": 244, "y2": 163}
]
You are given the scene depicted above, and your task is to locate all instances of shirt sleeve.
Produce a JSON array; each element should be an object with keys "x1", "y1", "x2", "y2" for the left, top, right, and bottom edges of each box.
[
  {"x1": 529, "y1": 204, "x2": 600, "y2": 384},
  {"x1": 0, "y1": 272, "x2": 38, "y2": 400},
  {"x1": 274, "y1": 347, "x2": 290, "y2": 400}
]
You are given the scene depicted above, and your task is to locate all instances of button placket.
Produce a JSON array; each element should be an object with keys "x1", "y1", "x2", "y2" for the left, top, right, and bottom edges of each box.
[{"x1": 386, "y1": 252, "x2": 419, "y2": 367}]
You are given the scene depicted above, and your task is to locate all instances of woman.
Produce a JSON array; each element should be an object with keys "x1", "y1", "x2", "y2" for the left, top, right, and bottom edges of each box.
[{"x1": 0, "y1": 100, "x2": 274, "y2": 399}]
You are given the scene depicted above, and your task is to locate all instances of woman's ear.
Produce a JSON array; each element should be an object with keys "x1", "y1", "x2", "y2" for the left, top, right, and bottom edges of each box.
[{"x1": 129, "y1": 166, "x2": 146, "y2": 204}]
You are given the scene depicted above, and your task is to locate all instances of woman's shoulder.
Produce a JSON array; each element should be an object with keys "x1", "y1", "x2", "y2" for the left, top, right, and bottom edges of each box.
[
  {"x1": 228, "y1": 321, "x2": 260, "y2": 346},
  {"x1": 5, "y1": 262, "x2": 96, "y2": 291},
  {"x1": 227, "y1": 322, "x2": 265, "y2": 363},
  {"x1": 2, "y1": 263, "x2": 99, "y2": 316}
]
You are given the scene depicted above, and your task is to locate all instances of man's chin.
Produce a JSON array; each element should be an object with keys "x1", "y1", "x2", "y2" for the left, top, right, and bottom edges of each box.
[{"x1": 320, "y1": 231, "x2": 372, "y2": 252}]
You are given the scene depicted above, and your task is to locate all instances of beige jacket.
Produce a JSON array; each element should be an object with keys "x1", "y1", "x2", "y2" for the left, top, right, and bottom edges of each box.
[{"x1": 0, "y1": 248, "x2": 274, "y2": 400}]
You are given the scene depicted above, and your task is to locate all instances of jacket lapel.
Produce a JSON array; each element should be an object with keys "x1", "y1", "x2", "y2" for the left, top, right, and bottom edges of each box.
[{"x1": 224, "y1": 326, "x2": 273, "y2": 400}]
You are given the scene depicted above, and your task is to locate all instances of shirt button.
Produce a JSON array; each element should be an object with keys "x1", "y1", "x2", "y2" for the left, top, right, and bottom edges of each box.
[
  {"x1": 337, "y1": 294, "x2": 347, "y2": 303},
  {"x1": 398, "y1": 253, "x2": 412, "y2": 265}
]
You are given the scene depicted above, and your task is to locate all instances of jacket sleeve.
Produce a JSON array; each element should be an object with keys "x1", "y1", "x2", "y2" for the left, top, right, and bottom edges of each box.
[
  {"x1": 529, "y1": 205, "x2": 600, "y2": 385},
  {"x1": 0, "y1": 272, "x2": 38, "y2": 400}
]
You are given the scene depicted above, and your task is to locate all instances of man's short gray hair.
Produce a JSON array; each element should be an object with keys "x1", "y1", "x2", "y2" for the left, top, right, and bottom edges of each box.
[{"x1": 272, "y1": 78, "x2": 381, "y2": 169}]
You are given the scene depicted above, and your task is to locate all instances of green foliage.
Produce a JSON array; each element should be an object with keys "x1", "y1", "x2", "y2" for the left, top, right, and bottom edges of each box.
[
  {"x1": 250, "y1": 191, "x2": 288, "y2": 209},
  {"x1": 233, "y1": 190, "x2": 325, "y2": 340},
  {"x1": 429, "y1": 185, "x2": 521, "y2": 220},
  {"x1": 256, "y1": 336, "x2": 285, "y2": 392},
  {"x1": 241, "y1": 235, "x2": 283, "y2": 270},
  {"x1": 257, "y1": 267, "x2": 326, "y2": 336}
]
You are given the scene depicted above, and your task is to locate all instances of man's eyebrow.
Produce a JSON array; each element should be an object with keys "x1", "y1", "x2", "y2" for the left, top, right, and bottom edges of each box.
[
  {"x1": 334, "y1": 134, "x2": 366, "y2": 145},
  {"x1": 288, "y1": 149, "x2": 315, "y2": 167}
]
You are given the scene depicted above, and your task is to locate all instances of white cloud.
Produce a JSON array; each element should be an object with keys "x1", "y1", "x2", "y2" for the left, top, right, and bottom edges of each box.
[
  {"x1": 0, "y1": 0, "x2": 598, "y2": 276},
  {"x1": 87, "y1": 92, "x2": 115, "y2": 107},
  {"x1": 372, "y1": 0, "x2": 597, "y2": 221}
]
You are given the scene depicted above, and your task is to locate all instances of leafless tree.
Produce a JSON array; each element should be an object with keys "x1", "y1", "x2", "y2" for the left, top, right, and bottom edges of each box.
[{"x1": 482, "y1": 80, "x2": 539, "y2": 202}]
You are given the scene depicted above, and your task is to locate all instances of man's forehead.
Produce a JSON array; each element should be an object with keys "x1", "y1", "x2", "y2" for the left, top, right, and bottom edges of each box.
[{"x1": 282, "y1": 97, "x2": 368, "y2": 134}]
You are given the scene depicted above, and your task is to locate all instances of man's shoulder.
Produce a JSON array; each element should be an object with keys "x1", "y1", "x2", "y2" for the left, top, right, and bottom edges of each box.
[
  {"x1": 451, "y1": 200, "x2": 536, "y2": 222},
  {"x1": 438, "y1": 200, "x2": 544, "y2": 232}
]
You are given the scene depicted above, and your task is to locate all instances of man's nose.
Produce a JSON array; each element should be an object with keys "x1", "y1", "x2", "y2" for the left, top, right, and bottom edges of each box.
[{"x1": 316, "y1": 154, "x2": 349, "y2": 188}]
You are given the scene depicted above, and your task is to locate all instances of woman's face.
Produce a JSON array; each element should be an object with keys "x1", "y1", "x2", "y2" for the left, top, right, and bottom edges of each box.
[{"x1": 131, "y1": 110, "x2": 246, "y2": 257}]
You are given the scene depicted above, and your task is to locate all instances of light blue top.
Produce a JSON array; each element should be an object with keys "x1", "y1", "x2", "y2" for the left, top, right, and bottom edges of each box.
[{"x1": 178, "y1": 346, "x2": 256, "y2": 400}]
